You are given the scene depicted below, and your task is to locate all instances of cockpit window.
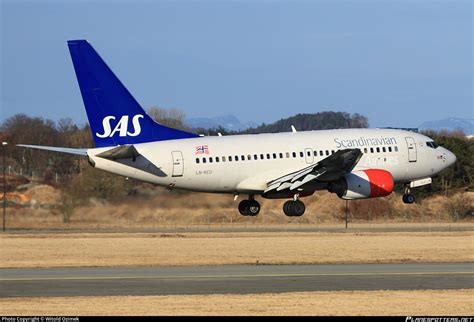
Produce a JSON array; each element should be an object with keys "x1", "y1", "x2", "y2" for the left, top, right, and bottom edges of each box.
[{"x1": 426, "y1": 141, "x2": 439, "y2": 149}]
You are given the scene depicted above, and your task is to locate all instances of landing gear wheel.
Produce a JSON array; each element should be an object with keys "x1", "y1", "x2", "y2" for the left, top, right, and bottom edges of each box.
[
  {"x1": 293, "y1": 200, "x2": 305, "y2": 216},
  {"x1": 283, "y1": 200, "x2": 306, "y2": 217},
  {"x1": 238, "y1": 199, "x2": 260, "y2": 216},
  {"x1": 402, "y1": 194, "x2": 415, "y2": 204},
  {"x1": 283, "y1": 200, "x2": 293, "y2": 216},
  {"x1": 238, "y1": 200, "x2": 251, "y2": 216},
  {"x1": 247, "y1": 200, "x2": 260, "y2": 216}
]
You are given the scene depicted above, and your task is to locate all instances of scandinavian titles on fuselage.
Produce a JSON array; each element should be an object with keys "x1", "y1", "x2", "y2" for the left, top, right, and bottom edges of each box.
[{"x1": 334, "y1": 136, "x2": 397, "y2": 149}]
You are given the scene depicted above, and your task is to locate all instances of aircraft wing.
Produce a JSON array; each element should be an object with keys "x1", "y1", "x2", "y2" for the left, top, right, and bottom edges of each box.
[
  {"x1": 17, "y1": 144, "x2": 88, "y2": 156},
  {"x1": 264, "y1": 149, "x2": 362, "y2": 193}
]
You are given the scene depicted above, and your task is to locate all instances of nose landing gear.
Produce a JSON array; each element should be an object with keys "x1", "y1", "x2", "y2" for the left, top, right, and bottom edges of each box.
[{"x1": 402, "y1": 186, "x2": 415, "y2": 204}]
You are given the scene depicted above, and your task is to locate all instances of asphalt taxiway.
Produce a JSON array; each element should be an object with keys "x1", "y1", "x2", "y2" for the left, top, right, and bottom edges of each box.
[{"x1": 1, "y1": 262, "x2": 472, "y2": 297}]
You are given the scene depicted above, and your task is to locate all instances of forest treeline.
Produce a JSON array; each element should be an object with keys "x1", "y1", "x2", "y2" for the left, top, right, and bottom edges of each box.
[{"x1": 0, "y1": 109, "x2": 472, "y2": 195}]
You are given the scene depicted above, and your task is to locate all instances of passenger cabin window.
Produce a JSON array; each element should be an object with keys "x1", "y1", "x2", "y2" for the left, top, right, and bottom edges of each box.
[
  {"x1": 286, "y1": 152, "x2": 290, "y2": 158},
  {"x1": 222, "y1": 156, "x2": 226, "y2": 162},
  {"x1": 394, "y1": 146, "x2": 398, "y2": 152},
  {"x1": 209, "y1": 157, "x2": 213, "y2": 163},
  {"x1": 203, "y1": 158, "x2": 207, "y2": 163},
  {"x1": 325, "y1": 150, "x2": 329, "y2": 156},
  {"x1": 292, "y1": 152, "x2": 297, "y2": 158},
  {"x1": 216, "y1": 157, "x2": 219, "y2": 162},
  {"x1": 279, "y1": 153, "x2": 283, "y2": 159},
  {"x1": 388, "y1": 147, "x2": 392, "y2": 153},
  {"x1": 370, "y1": 147, "x2": 374, "y2": 153},
  {"x1": 382, "y1": 147, "x2": 386, "y2": 153},
  {"x1": 307, "y1": 151, "x2": 311, "y2": 157},
  {"x1": 228, "y1": 156, "x2": 232, "y2": 162},
  {"x1": 331, "y1": 150, "x2": 335, "y2": 154},
  {"x1": 300, "y1": 152, "x2": 304, "y2": 158},
  {"x1": 267, "y1": 153, "x2": 271, "y2": 159},
  {"x1": 196, "y1": 158, "x2": 200, "y2": 164},
  {"x1": 376, "y1": 147, "x2": 380, "y2": 153},
  {"x1": 254, "y1": 154, "x2": 258, "y2": 160},
  {"x1": 247, "y1": 155, "x2": 251, "y2": 160},
  {"x1": 241, "y1": 155, "x2": 245, "y2": 161},
  {"x1": 273, "y1": 153, "x2": 277, "y2": 159},
  {"x1": 320, "y1": 151, "x2": 324, "y2": 156},
  {"x1": 364, "y1": 148, "x2": 368, "y2": 154},
  {"x1": 260, "y1": 154, "x2": 264, "y2": 160}
]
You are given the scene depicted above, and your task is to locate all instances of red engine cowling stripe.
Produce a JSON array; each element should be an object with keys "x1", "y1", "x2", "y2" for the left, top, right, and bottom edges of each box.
[{"x1": 363, "y1": 169, "x2": 394, "y2": 197}]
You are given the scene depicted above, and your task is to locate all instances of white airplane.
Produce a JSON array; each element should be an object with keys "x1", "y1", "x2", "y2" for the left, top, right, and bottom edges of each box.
[{"x1": 19, "y1": 40, "x2": 457, "y2": 217}]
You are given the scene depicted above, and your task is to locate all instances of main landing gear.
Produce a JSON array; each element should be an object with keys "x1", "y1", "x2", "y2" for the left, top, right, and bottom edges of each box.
[
  {"x1": 283, "y1": 195, "x2": 306, "y2": 217},
  {"x1": 237, "y1": 194, "x2": 306, "y2": 217},
  {"x1": 238, "y1": 196, "x2": 261, "y2": 216},
  {"x1": 402, "y1": 185, "x2": 415, "y2": 204}
]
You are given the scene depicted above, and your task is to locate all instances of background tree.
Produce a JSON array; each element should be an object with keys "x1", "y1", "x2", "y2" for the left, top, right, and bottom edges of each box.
[
  {"x1": 147, "y1": 106, "x2": 189, "y2": 130},
  {"x1": 239, "y1": 111, "x2": 368, "y2": 134},
  {"x1": 420, "y1": 130, "x2": 473, "y2": 192},
  {"x1": 1, "y1": 114, "x2": 60, "y2": 176}
]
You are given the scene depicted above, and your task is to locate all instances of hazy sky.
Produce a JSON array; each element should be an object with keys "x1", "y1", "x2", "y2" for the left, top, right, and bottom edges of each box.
[{"x1": 1, "y1": 0, "x2": 472, "y2": 128}]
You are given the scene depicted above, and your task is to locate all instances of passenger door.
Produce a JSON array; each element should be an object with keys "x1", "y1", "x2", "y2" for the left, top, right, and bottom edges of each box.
[
  {"x1": 405, "y1": 137, "x2": 417, "y2": 162},
  {"x1": 171, "y1": 151, "x2": 184, "y2": 177}
]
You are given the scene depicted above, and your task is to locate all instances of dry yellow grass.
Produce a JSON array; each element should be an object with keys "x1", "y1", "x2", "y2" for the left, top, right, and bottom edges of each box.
[
  {"x1": 1, "y1": 231, "x2": 472, "y2": 268},
  {"x1": 1, "y1": 289, "x2": 472, "y2": 316},
  {"x1": 6, "y1": 188, "x2": 473, "y2": 230}
]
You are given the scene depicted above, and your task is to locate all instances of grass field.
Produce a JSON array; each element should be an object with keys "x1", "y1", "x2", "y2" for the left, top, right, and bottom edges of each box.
[
  {"x1": 1, "y1": 289, "x2": 472, "y2": 316},
  {"x1": 5, "y1": 189, "x2": 472, "y2": 229},
  {"x1": 1, "y1": 231, "x2": 472, "y2": 268}
]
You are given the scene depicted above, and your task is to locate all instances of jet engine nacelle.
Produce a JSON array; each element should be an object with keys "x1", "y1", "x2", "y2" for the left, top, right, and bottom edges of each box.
[{"x1": 328, "y1": 169, "x2": 394, "y2": 200}]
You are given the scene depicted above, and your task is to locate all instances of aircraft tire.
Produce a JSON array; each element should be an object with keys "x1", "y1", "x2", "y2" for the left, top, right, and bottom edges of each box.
[
  {"x1": 283, "y1": 200, "x2": 305, "y2": 217},
  {"x1": 238, "y1": 200, "x2": 251, "y2": 216},
  {"x1": 247, "y1": 200, "x2": 260, "y2": 216},
  {"x1": 292, "y1": 200, "x2": 305, "y2": 216},
  {"x1": 283, "y1": 200, "x2": 293, "y2": 216},
  {"x1": 403, "y1": 194, "x2": 415, "y2": 204}
]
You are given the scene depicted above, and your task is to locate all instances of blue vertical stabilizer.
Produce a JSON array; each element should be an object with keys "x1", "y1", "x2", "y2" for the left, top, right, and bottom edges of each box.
[{"x1": 67, "y1": 40, "x2": 198, "y2": 147}]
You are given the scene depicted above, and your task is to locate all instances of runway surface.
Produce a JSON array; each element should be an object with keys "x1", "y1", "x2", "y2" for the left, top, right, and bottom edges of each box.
[
  {"x1": 1, "y1": 263, "x2": 472, "y2": 297},
  {"x1": 7, "y1": 224, "x2": 474, "y2": 234}
]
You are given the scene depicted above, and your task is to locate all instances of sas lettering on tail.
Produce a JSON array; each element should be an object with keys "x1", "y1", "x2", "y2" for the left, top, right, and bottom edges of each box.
[{"x1": 96, "y1": 114, "x2": 144, "y2": 138}]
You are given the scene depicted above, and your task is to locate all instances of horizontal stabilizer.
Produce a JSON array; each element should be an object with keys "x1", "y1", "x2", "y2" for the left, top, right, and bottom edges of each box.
[
  {"x1": 96, "y1": 145, "x2": 140, "y2": 160},
  {"x1": 17, "y1": 144, "x2": 88, "y2": 156}
]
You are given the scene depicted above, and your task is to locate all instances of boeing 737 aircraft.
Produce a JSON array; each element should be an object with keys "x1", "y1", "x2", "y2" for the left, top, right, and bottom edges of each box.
[{"x1": 18, "y1": 40, "x2": 457, "y2": 217}]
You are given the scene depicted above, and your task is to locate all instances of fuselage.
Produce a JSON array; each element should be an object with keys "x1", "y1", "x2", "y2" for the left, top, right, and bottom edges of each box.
[{"x1": 87, "y1": 128, "x2": 456, "y2": 196}]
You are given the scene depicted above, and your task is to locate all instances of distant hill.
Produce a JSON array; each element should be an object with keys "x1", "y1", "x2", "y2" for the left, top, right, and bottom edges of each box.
[
  {"x1": 186, "y1": 115, "x2": 257, "y2": 131},
  {"x1": 419, "y1": 118, "x2": 473, "y2": 135},
  {"x1": 239, "y1": 111, "x2": 368, "y2": 134}
]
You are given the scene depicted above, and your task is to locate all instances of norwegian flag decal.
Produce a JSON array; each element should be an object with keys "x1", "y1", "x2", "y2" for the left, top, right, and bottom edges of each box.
[{"x1": 195, "y1": 145, "x2": 209, "y2": 154}]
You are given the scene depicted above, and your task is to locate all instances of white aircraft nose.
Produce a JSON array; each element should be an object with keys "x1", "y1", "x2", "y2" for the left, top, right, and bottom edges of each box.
[
  {"x1": 448, "y1": 150, "x2": 457, "y2": 166},
  {"x1": 443, "y1": 148, "x2": 457, "y2": 167}
]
